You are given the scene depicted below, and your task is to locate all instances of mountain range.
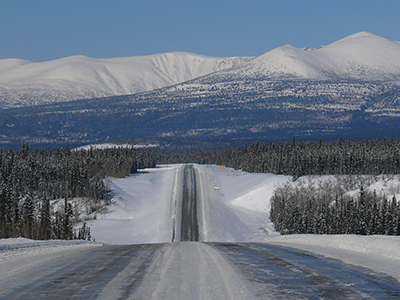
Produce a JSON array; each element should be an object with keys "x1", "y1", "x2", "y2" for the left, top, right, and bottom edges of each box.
[
  {"x1": 0, "y1": 53, "x2": 252, "y2": 108},
  {"x1": 1, "y1": 31, "x2": 400, "y2": 148}
]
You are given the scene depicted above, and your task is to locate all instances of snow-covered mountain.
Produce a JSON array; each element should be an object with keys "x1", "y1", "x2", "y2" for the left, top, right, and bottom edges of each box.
[
  {"x1": 2, "y1": 32, "x2": 400, "y2": 147},
  {"x1": 203, "y1": 31, "x2": 400, "y2": 83},
  {"x1": 0, "y1": 53, "x2": 252, "y2": 108},
  {"x1": 1, "y1": 32, "x2": 400, "y2": 109}
]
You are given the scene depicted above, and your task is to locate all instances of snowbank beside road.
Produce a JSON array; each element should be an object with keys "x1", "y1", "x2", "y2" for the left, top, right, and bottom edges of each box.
[
  {"x1": 197, "y1": 164, "x2": 290, "y2": 242},
  {"x1": 87, "y1": 164, "x2": 182, "y2": 244},
  {"x1": 0, "y1": 238, "x2": 101, "y2": 263}
]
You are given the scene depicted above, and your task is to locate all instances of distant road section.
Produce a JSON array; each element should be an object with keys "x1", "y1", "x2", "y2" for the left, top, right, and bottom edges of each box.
[{"x1": 180, "y1": 164, "x2": 199, "y2": 241}]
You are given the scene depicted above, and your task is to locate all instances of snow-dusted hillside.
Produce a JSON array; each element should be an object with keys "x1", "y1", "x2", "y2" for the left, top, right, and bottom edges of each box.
[
  {"x1": 205, "y1": 32, "x2": 400, "y2": 82},
  {"x1": 0, "y1": 53, "x2": 252, "y2": 108}
]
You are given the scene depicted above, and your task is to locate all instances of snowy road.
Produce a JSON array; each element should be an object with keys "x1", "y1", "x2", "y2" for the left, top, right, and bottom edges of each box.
[
  {"x1": 2, "y1": 164, "x2": 400, "y2": 299},
  {"x1": 180, "y1": 164, "x2": 199, "y2": 241},
  {"x1": 2, "y1": 242, "x2": 400, "y2": 299}
]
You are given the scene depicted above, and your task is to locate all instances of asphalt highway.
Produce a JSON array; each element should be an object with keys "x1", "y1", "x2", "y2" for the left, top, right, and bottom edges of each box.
[{"x1": 180, "y1": 164, "x2": 199, "y2": 242}]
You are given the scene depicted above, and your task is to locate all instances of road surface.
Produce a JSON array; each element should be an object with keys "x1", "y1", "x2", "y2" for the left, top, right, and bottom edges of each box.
[
  {"x1": 2, "y1": 164, "x2": 400, "y2": 299},
  {"x1": 180, "y1": 164, "x2": 199, "y2": 241},
  {"x1": 2, "y1": 242, "x2": 400, "y2": 299}
]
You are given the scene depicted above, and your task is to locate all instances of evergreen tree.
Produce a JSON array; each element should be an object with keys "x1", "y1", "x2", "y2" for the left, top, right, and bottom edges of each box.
[
  {"x1": 22, "y1": 195, "x2": 35, "y2": 239},
  {"x1": 357, "y1": 186, "x2": 367, "y2": 235},
  {"x1": 62, "y1": 197, "x2": 74, "y2": 240},
  {"x1": 38, "y1": 197, "x2": 51, "y2": 240},
  {"x1": 0, "y1": 183, "x2": 6, "y2": 238},
  {"x1": 387, "y1": 196, "x2": 398, "y2": 235}
]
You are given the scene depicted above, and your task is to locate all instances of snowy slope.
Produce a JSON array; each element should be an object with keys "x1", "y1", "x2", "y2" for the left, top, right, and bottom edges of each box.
[
  {"x1": 0, "y1": 53, "x2": 252, "y2": 107},
  {"x1": 196, "y1": 165, "x2": 290, "y2": 242},
  {"x1": 0, "y1": 58, "x2": 31, "y2": 72},
  {"x1": 210, "y1": 32, "x2": 400, "y2": 82},
  {"x1": 87, "y1": 165, "x2": 183, "y2": 244}
]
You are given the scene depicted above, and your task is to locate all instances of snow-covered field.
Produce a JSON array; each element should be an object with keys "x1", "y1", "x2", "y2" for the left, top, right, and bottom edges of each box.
[{"x1": 1, "y1": 164, "x2": 400, "y2": 283}]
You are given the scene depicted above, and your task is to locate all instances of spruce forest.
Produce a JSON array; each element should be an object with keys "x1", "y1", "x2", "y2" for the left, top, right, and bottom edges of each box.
[{"x1": 1, "y1": 138, "x2": 400, "y2": 240}]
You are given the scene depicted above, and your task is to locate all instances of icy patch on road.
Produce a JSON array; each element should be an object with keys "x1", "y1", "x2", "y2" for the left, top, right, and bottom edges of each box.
[
  {"x1": 0, "y1": 237, "x2": 102, "y2": 292},
  {"x1": 265, "y1": 234, "x2": 400, "y2": 282},
  {"x1": 0, "y1": 238, "x2": 101, "y2": 261},
  {"x1": 0, "y1": 238, "x2": 102, "y2": 268}
]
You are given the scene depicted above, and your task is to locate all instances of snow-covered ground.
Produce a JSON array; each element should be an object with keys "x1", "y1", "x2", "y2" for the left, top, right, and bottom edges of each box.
[
  {"x1": 86, "y1": 164, "x2": 290, "y2": 244},
  {"x1": 1, "y1": 164, "x2": 399, "y2": 283},
  {"x1": 196, "y1": 165, "x2": 290, "y2": 242},
  {"x1": 86, "y1": 165, "x2": 181, "y2": 244}
]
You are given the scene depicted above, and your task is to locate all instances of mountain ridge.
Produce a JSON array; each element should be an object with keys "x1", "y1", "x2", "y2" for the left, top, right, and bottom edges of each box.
[
  {"x1": 0, "y1": 52, "x2": 253, "y2": 108},
  {"x1": 201, "y1": 31, "x2": 400, "y2": 83},
  {"x1": 2, "y1": 31, "x2": 400, "y2": 109},
  {"x1": 1, "y1": 32, "x2": 400, "y2": 148}
]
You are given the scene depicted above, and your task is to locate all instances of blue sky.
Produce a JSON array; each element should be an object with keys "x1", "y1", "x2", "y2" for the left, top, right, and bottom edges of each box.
[{"x1": 1, "y1": 0, "x2": 399, "y2": 62}]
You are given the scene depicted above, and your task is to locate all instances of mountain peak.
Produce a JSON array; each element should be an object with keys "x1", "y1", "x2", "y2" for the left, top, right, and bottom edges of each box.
[
  {"x1": 333, "y1": 31, "x2": 384, "y2": 45},
  {"x1": 345, "y1": 31, "x2": 377, "y2": 39},
  {"x1": 216, "y1": 31, "x2": 400, "y2": 82}
]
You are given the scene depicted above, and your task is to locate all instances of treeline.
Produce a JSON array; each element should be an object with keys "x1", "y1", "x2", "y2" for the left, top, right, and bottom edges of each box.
[
  {"x1": 0, "y1": 145, "x2": 157, "y2": 240},
  {"x1": 158, "y1": 138, "x2": 400, "y2": 236},
  {"x1": 2, "y1": 138, "x2": 400, "y2": 240},
  {"x1": 159, "y1": 139, "x2": 400, "y2": 177},
  {"x1": 270, "y1": 183, "x2": 400, "y2": 236}
]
